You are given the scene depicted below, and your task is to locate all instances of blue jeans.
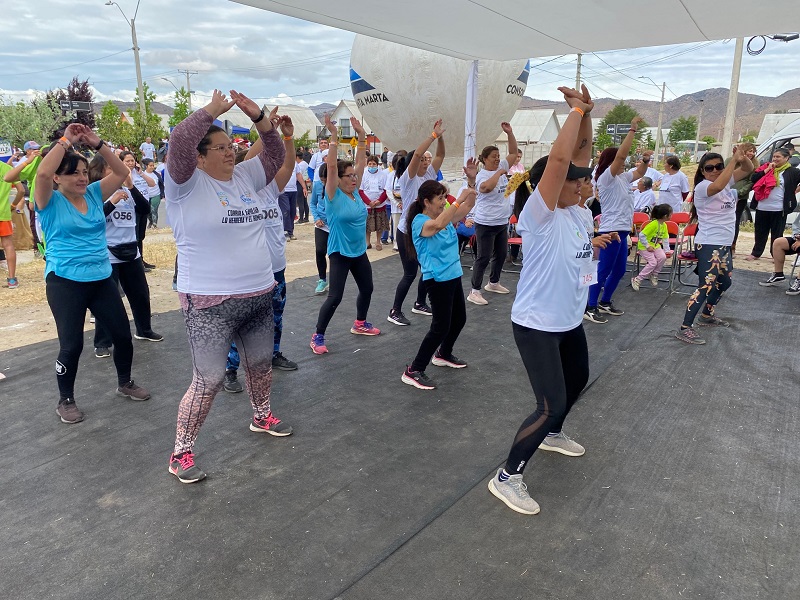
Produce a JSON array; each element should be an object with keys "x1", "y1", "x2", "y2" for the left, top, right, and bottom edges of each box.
[
  {"x1": 588, "y1": 230, "x2": 630, "y2": 307},
  {"x1": 227, "y1": 269, "x2": 287, "y2": 371}
]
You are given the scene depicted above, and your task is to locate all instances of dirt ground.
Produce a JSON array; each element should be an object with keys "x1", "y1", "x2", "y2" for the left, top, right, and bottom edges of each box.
[{"x1": 0, "y1": 225, "x2": 793, "y2": 353}]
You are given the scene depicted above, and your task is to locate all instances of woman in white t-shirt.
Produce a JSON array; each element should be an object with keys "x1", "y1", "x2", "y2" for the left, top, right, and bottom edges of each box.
[
  {"x1": 658, "y1": 156, "x2": 690, "y2": 213},
  {"x1": 164, "y1": 90, "x2": 290, "y2": 484},
  {"x1": 746, "y1": 148, "x2": 798, "y2": 261},
  {"x1": 361, "y1": 155, "x2": 388, "y2": 250},
  {"x1": 385, "y1": 151, "x2": 407, "y2": 250},
  {"x1": 467, "y1": 123, "x2": 518, "y2": 306},
  {"x1": 675, "y1": 147, "x2": 753, "y2": 345},
  {"x1": 584, "y1": 117, "x2": 648, "y2": 322},
  {"x1": 387, "y1": 121, "x2": 446, "y2": 326},
  {"x1": 119, "y1": 151, "x2": 156, "y2": 269},
  {"x1": 488, "y1": 86, "x2": 605, "y2": 516}
]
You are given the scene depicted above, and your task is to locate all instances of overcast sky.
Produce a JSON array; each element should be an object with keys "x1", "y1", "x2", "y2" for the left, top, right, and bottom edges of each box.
[{"x1": 2, "y1": 0, "x2": 800, "y2": 109}]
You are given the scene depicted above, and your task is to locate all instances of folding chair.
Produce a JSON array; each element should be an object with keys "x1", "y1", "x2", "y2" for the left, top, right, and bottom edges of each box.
[
  {"x1": 669, "y1": 222, "x2": 699, "y2": 294},
  {"x1": 633, "y1": 220, "x2": 677, "y2": 282},
  {"x1": 503, "y1": 215, "x2": 523, "y2": 274},
  {"x1": 671, "y1": 211, "x2": 691, "y2": 226},
  {"x1": 628, "y1": 212, "x2": 652, "y2": 272}
]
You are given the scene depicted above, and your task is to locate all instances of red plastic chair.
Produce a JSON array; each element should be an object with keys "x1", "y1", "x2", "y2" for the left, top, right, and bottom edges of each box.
[
  {"x1": 669, "y1": 222, "x2": 699, "y2": 294},
  {"x1": 671, "y1": 211, "x2": 691, "y2": 225}
]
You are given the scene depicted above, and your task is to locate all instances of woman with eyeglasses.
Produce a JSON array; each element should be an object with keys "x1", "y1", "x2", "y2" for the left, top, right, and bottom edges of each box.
[
  {"x1": 165, "y1": 89, "x2": 289, "y2": 484},
  {"x1": 675, "y1": 147, "x2": 754, "y2": 345},
  {"x1": 310, "y1": 115, "x2": 379, "y2": 354}
]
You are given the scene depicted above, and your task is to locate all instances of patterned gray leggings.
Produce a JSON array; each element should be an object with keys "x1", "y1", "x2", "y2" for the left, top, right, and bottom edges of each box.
[{"x1": 174, "y1": 291, "x2": 275, "y2": 454}]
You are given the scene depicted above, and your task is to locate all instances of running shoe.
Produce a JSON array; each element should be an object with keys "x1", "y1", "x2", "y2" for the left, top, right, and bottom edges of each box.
[
  {"x1": 249, "y1": 412, "x2": 293, "y2": 436},
  {"x1": 172, "y1": 281, "x2": 178, "y2": 291},
  {"x1": 759, "y1": 273, "x2": 786, "y2": 287},
  {"x1": 583, "y1": 308, "x2": 608, "y2": 324},
  {"x1": 787, "y1": 278, "x2": 800, "y2": 296},
  {"x1": 539, "y1": 432, "x2": 585, "y2": 456},
  {"x1": 56, "y1": 400, "x2": 84, "y2": 424},
  {"x1": 7, "y1": 277, "x2": 18, "y2": 289},
  {"x1": 675, "y1": 327, "x2": 706, "y2": 345},
  {"x1": 351, "y1": 320, "x2": 380, "y2": 335},
  {"x1": 142, "y1": 261, "x2": 156, "y2": 270},
  {"x1": 484, "y1": 282, "x2": 510, "y2": 294},
  {"x1": 94, "y1": 347, "x2": 111, "y2": 358},
  {"x1": 412, "y1": 303, "x2": 432, "y2": 316},
  {"x1": 387, "y1": 309, "x2": 411, "y2": 326},
  {"x1": 310, "y1": 333, "x2": 328, "y2": 354},
  {"x1": 630, "y1": 277, "x2": 641, "y2": 291},
  {"x1": 169, "y1": 452, "x2": 207, "y2": 484},
  {"x1": 650, "y1": 275, "x2": 659, "y2": 287},
  {"x1": 134, "y1": 331, "x2": 164, "y2": 342},
  {"x1": 224, "y1": 370, "x2": 243, "y2": 393},
  {"x1": 116, "y1": 380, "x2": 151, "y2": 401},
  {"x1": 467, "y1": 290, "x2": 488, "y2": 305},
  {"x1": 698, "y1": 313, "x2": 729, "y2": 327},
  {"x1": 272, "y1": 352, "x2": 298, "y2": 371},
  {"x1": 488, "y1": 469, "x2": 540, "y2": 515},
  {"x1": 401, "y1": 366, "x2": 436, "y2": 390},
  {"x1": 431, "y1": 350, "x2": 467, "y2": 369},
  {"x1": 597, "y1": 301, "x2": 624, "y2": 316},
  {"x1": 314, "y1": 279, "x2": 329, "y2": 295}
]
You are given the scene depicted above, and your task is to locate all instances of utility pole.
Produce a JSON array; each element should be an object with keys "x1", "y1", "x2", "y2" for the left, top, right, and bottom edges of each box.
[
  {"x1": 575, "y1": 53, "x2": 582, "y2": 89},
  {"x1": 179, "y1": 69, "x2": 198, "y2": 111},
  {"x1": 655, "y1": 82, "x2": 665, "y2": 165},
  {"x1": 721, "y1": 37, "x2": 744, "y2": 157},
  {"x1": 694, "y1": 100, "x2": 704, "y2": 162},
  {"x1": 106, "y1": 2, "x2": 146, "y2": 129}
]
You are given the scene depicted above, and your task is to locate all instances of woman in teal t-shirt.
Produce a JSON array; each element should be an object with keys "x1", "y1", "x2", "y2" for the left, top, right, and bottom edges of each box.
[
  {"x1": 34, "y1": 124, "x2": 151, "y2": 425},
  {"x1": 401, "y1": 179, "x2": 477, "y2": 390},
  {"x1": 310, "y1": 115, "x2": 380, "y2": 354}
]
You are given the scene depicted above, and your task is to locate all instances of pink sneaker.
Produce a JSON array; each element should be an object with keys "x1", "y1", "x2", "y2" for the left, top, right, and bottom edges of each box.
[
  {"x1": 350, "y1": 320, "x2": 381, "y2": 335},
  {"x1": 310, "y1": 333, "x2": 328, "y2": 354}
]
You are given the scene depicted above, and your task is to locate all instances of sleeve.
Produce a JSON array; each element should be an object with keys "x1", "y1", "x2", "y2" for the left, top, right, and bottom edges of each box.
[
  {"x1": 19, "y1": 157, "x2": 41, "y2": 185},
  {"x1": 411, "y1": 214, "x2": 426, "y2": 239},
  {"x1": 251, "y1": 129, "x2": 284, "y2": 191},
  {"x1": 597, "y1": 167, "x2": 614, "y2": 189},
  {"x1": 693, "y1": 180, "x2": 711, "y2": 206},
  {"x1": 639, "y1": 221, "x2": 653, "y2": 247},
  {"x1": 662, "y1": 224, "x2": 671, "y2": 252},
  {"x1": 103, "y1": 201, "x2": 115, "y2": 216},
  {"x1": 166, "y1": 109, "x2": 214, "y2": 185},
  {"x1": 517, "y1": 187, "x2": 555, "y2": 236},
  {"x1": 500, "y1": 159, "x2": 510, "y2": 172},
  {"x1": 475, "y1": 167, "x2": 491, "y2": 188},
  {"x1": 128, "y1": 185, "x2": 151, "y2": 215},
  {"x1": 680, "y1": 173, "x2": 690, "y2": 193},
  {"x1": 621, "y1": 169, "x2": 635, "y2": 184}
]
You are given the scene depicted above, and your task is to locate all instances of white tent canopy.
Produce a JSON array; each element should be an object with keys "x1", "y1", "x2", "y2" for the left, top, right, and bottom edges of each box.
[
  {"x1": 232, "y1": 0, "x2": 800, "y2": 60},
  {"x1": 502, "y1": 109, "x2": 561, "y2": 144}
]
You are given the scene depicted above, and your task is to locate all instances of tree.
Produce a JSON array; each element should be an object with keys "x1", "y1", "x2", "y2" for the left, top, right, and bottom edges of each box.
[
  {"x1": 668, "y1": 116, "x2": 698, "y2": 145},
  {"x1": 96, "y1": 101, "x2": 122, "y2": 143},
  {"x1": 594, "y1": 132, "x2": 614, "y2": 152},
  {"x1": 740, "y1": 130, "x2": 758, "y2": 143},
  {"x1": 168, "y1": 87, "x2": 191, "y2": 128},
  {"x1": 59, "y1": 76, "x2": 96, "y2": 129},
  {"x1": 0, "y1": 94, "x2": 64, "y2": 147},
  {"x1": 128, "y1": 82, "x2": 167, "y2": 143},
  {"x1": 596, "y1": 101, "x2": 646, "y2": 155},
  {"x1": 702, "y1": 135, "x2": 716, "y2": 146},
  {"x1": 293, "y1": 129, "x2": 315, "y2": 150},
  {"x1": 644, "y1": 130, "x2": 655, "y2": 151}
]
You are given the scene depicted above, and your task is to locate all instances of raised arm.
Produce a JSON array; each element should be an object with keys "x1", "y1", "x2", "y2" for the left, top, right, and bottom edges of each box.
[
  {"x1": 3, "y1": 151, "x2": 39, "y2": 183},
  {"x1": 421, "y1": 187, "x2": 477, "y2": 236},
  {"x1": 409, "y1": 120, "x2": 445, "y2": 176},
  {"x1": 708, "y1": 145, "x2": 747, "y2": 196},
  {"x1": 231, "y1": 93, "x2": 283, "y2": 186},
  {"x1": 432, "y1": 119, "x2": 446, "y2": 172},
  {"x1": 351, "y1": 117, "x2": 367, "y2": 181},
  {"x1": 502, "y1": 122, "x2": 518, "y2": 165},
  {"x1": 567, "y1": 85, "x2": 595, "y2": 166},
  {"x1": 732, "y1": 146, "x2": 755, "y2": 183},
  {"x1": 76, "y1": 125, "x2": 129, "y2": 199},
  {"x1": 272, "y1": 116, "x2": 297, "y2": 191},
  {"x1": 323, "y1": 114, "x2": 339, "y2": 201},
  {"x1": 537, "y1": 87, "x2": 593, "y2": 211},
  {"x1": 610, "y1": 116, "x2": 643, "y2": 177},
  {"x1": 34, "y1": 126, "x2": 78, "y2": 209}
]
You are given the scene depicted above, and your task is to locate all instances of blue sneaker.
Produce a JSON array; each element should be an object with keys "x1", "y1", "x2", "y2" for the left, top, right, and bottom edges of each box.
[
  {"x1": 314, "y1": 279, "x2": 328, "y2": 295},
  {"x1": 7, "y1": 278, "x2": 18, "y2": 289}
]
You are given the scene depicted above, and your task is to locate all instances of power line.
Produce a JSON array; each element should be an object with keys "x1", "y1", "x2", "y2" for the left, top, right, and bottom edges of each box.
[
  {"x1": 0, "y1": 49, "x2": 132, "y2": 77},
  {"x1": 192, "y1": 85, "x2": 351, "y2": 101}
]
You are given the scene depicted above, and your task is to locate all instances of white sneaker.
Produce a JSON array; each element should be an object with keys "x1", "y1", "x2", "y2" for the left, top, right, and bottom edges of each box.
[
  {"x1": 650, "y1": 275, "x2": 659, "y2": 286},
  {"x1": 538, "y1": 431, "x2": 585, "y2": 457},
  {"x1": 484, "y1": 282, "x2": 510, "y2": 294},
  {"x1": 467, "y1": 290, "x2": 488, "y2": 305},
  {"x1": 488, "y1": 469, "x2": 540, "y2": 515}
]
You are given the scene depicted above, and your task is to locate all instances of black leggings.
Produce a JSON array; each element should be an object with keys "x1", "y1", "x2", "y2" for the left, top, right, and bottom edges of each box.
[
  {"x1": 682, "y1": 244, "x2": 733, "y2": 328},
  {"x1": 411, "y1": 277, "x2": 467, "y2": 372},
  {"x1": 392, "y1": 229, "x2": 427, "y2": 311},
  {"x1": 298, "y1": 191, "x2": 310, "y2": 221},
  {"x1": 315, "y1": 227, "x2": 329, "y2": 281},
  {"x1": 316, "y1": 252, "x2": 373, "y2": 334},
  {"x1": 46, "y1": 272, "x2": 134, "y2": 402},
  {"x1": 750, "y1": 210, "x2": 786, "y2": 258},
  {"x1": 95, "y1": 258, "x2": 153, "y2": 347},
  {"x1": 504, "y1": 323, "x2": 589, "y2": 475},
  {"x1": 471, "y1": 223, "x2": 508, "y2": 290}
]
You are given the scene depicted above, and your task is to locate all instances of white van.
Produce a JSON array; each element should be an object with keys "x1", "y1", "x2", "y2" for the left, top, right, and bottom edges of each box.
[{"x1": 755, "y1": 117, "x2": 800, "y2": 165}]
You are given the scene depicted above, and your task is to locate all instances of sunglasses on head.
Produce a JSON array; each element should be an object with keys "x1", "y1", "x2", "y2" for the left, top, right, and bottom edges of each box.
[{"x1": 703, "y1": 163, "x2": 725, "y2": 173}]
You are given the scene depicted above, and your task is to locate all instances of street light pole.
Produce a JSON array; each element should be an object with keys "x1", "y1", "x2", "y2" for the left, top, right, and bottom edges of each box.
[
  {"x1": 106, "y1": 1, "x2": 146, "y2": 128},
  {"x1": 694, "y1": 100, "x2": 704, "y2": 162},
  {"x1": 639, "y1": 77, "x2": 666, "y2": 165}
]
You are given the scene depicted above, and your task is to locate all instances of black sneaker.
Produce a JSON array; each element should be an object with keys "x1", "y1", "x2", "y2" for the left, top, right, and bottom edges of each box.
[
  {"x1": 142, "y1": 261, "x2": 156, "y2": 270},
  {"x1": 759, "y1": 273, "x2": 785, "y2": 287},
  {"x1": 598, "y1": 301, "x2": 624, "y2": 316},
  {"x1": 412, "y1": 303, "x2": 433, "y2": 316},
  {"x1": 94, "y1": 346, "x2": 111, "y2": 358},
  {"x1": 431, "y1": 351, "x2": 468, "y2": 369},
  {"x1": 134, "y1": 331, "x2": 164, "y2": 342},
  {"x1": 787, "y1": 278, "x2": 800, "y2": 296},
  {"x1": 401, "y1": 366, "x2": 436, "y2": 390},
  {"x1": 169, "y1": 452, "x2": 207, "y2": 484},
  {"x1": 249, "y1": 412, "x2": 294, "y2": 436},
  {"x1": 56, "y1": 400, "x2": 84, "y2": 424},
  {"x1": 117, "y1": 380, "x2": 151, "y2": 401},
  {"x1": 272, "y1": 352, "x2": 298, "y2": 371},
  {"x1": 223, "y1": 370, "x2": 243, "y2": 393},
  {"x1": 583, "y1": 308, "x2": 608, "y2": 324},
  {"x1": 387, "y1": 309, "x2": 411, "y2": 326}
]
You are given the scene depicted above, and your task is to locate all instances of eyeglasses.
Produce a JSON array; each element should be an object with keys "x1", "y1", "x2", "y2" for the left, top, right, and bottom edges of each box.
[
  {"x1": 208, "y1": 144, "x2": 235, "y2": 153},
  {"x1": 703, "y1": 163, "x2": 725, "y2": 173},
  {"x1": 342, "y1": 173, "x2": 358, "y2": 179}
]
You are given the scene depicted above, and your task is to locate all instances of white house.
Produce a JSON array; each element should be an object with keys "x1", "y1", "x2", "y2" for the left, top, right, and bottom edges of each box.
[
  {"x1": 330, "y1": 100, "x2": 373, "y2": 139},
  {"x1": 264, "y1": 104, "x2": 321, "y2": 142}
]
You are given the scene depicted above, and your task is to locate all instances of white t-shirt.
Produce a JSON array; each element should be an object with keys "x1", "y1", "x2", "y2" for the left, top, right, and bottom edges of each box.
[
  {"x1": 131, "y1": 170, "x2": 151, "y2": 202},
  {"x1": 145, "y1": 171, "x2": 160, "y2": 198},
  {"x1": 474, "y1": 159, "x2": 511, "y2": 226},
  {"x1": 360, "y1": 169, "x2": 385, "y2": 206},
  {"x1": 596, "y1": 167, "x2": 635, "y2": 232},
  {"x1": 104, "y1": 189, "x2": 140, "y2": 264},
  {"x1": 633, "y1": 189, "x2": 656, "y2": 212},
  {"x1": 139, "y1": 142, "x2": 155, "y2": 160},
  {"x1": 385, "y1": 170, "x2": 402, "y2": 214},
  {"x1": 397, "y1": 165, "x2": 437, "y2": 234},
  {"x1": 165, "y1": 157, "x2": 275, "y2": 294},
  {"x1": 310, "y1": 149, "x2": 329, "y2": 181},
  {"x1": 758, "y1": 173, "x2": 784, "y2": 211},
  {"x1": 658, "y1": 171, "x2": 690, "y2": 213},
  {"x1": 296, "y1": 160, "x2": 309, "y2": 181},
  {"x1": 284, "y1": 162, "x2": 301, "y2": 192},
  {"x1": 693, "y1": 177, "x2": 737, "y2": 246},
  {"x1": 630, "y1": 166, "x2": 663, "y2": 189},
  {"x1": 261, "y1": 180, "x2": 287, "y2": 272},
  {"x1": 511, "y1": 188, "x2": 594, "y2": 332}
]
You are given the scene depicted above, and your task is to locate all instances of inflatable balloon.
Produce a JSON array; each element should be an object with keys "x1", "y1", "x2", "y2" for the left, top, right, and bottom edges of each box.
[{"x1": 349, "y1": 34, "x2": 529, "y2": 169}]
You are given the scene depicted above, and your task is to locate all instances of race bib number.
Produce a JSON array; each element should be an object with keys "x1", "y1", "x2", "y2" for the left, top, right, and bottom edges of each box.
[
  {"x1": 110, "y1": 206, "x2": 136, "y2": 227},
  {"x1": 578, "y1": 260, "x2": 598, "y2": 288}
]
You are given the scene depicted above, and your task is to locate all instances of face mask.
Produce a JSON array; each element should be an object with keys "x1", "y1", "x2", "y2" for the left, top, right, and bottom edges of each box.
[{"x1": 368, "y1": 166, "x2": 379, "y2": 174}]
